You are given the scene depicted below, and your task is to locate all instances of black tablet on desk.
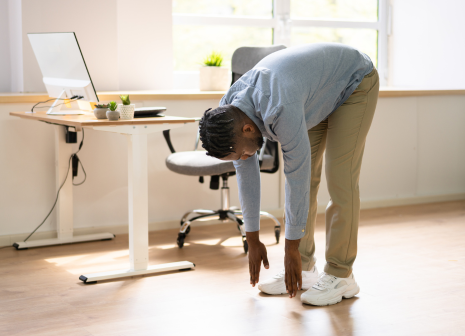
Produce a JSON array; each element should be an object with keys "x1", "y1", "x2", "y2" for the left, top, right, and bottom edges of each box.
[{"x1": 134, "y1": 107, "x2": 166, "y2": 118}]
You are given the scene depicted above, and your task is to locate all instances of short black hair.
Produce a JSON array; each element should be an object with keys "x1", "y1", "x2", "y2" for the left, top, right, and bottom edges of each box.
[{"x1": 199, "y1": 105, "x2": 241, "y2": 159}]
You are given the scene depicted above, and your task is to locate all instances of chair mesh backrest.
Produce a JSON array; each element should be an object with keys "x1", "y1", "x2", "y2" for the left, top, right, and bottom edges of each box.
[
  {"x1": 231, "y1": 45, "x2": 286, "y2": 174},
  {"x1": 230, "y1": 45, "x2": 286, "y2": 85}
]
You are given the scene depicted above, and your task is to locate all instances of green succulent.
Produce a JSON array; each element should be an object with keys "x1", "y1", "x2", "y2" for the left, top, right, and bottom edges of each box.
[
  {"x1": 120, "y1": 95, "x2": 131, "y2": 105},
  {"x1": 95, "y1": 103, "x2": 108, "y2": 108},
  {"x1": 108, "y1": 101, "x2": 118, "y2": 111},
  {"x1": 203, "y1": 51, "x2": 223, "y2": 67}
]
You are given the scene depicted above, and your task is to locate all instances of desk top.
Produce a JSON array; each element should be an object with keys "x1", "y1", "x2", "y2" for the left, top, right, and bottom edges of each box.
[{"x1": 10, "y1": 111, "x2": 196, "y2": 130}]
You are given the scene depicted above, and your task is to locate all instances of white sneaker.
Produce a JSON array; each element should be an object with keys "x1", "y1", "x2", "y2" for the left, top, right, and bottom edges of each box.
[
  {"x1": 257, "y1": 266, "x2": 319, "y2": 295},
  {"x1": 300, "y1": 272, "x2": 360, "y2": 306}
]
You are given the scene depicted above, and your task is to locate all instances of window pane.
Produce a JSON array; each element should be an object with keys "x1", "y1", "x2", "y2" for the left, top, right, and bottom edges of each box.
[
  {"x1": 173, "y1": 0, "x2": 272, "y2": 18},
  {"x1": 174, "y1": 25, "x2": 273, "y2": 71},
  {"x1": 291, "y1": 27, "x2": 377, "y2": 67},
  {"x1": 291, "y1": 0, "x2": 377, "y2": 21}
]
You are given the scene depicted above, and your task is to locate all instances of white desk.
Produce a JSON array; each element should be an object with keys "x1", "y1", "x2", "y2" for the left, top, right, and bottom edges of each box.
[{"x1": 10, "y1": 111, "x2": 196, "y2": 283}]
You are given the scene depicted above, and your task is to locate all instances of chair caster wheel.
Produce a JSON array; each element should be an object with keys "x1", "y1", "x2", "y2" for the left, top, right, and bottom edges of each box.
[
  {"x1": 274, "y1": 226, "x2": 281, "y2": 244},
  {"x1": 177, "y1": 233, "x2": 186, "y2": 248},
  {"x1": 242, "y1": 237, "x2": 248, "y2": 254}
]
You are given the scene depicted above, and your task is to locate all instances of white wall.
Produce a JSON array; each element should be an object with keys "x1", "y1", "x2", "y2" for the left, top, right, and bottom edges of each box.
[
  {"x1": 1, "y1": 94, "x2": 464, "y2": 243},
  {"x1": 3, "y1": 0, "x2": 173, "y2": 93},
  {"x1": 389, "y1": 0, "x2": 465, "y2": 88},
  {"x1": 116, "y1": 0, "x2": 173, "y2": 90},
  {"x1": 21, "y1": 0, "x2": 119, "y2": 92},
  {"x1": 310, "y1": 95, "x2": 465, "y2": 211},
  {"x1": 0, "y1": 0, "x2": 11, "y2": 92}
]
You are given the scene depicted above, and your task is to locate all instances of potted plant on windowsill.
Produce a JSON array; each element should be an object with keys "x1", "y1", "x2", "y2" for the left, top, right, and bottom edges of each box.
[
  {"x1": 118, "y1": 95, "x2": 135, "y2": 120},
  {"x1": 199, "y1": 51, "x2": 230, "y2": 91}
]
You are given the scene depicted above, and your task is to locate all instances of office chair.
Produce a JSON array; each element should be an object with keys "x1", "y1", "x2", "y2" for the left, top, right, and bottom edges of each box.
[{"x1": 164, "y1": 45, "x2": 286, "y2": 253}]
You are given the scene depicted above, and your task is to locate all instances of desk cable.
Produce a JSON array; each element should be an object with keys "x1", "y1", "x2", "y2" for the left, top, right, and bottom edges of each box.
[
  {"x1": 23, "y1": 128, "x2": 87, "y2": 243},
  {"x1": 30, "y1": 95, "x2": 83, "y2": 113}
]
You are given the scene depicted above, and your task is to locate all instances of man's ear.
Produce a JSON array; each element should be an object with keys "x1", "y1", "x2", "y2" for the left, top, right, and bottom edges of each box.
[{"x1": 242, "y1": 124, "x2": 255, "y2": 134}]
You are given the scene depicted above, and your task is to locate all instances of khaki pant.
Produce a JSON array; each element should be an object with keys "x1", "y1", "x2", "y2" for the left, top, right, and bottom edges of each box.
[{"x1": 299, "y1": 68, "x2": 380, "y2": 278}]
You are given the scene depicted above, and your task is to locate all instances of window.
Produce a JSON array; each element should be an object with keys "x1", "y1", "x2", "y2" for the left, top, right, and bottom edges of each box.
[{"x1": 173, "y1": 0, "x2": 389, "y2": 86}]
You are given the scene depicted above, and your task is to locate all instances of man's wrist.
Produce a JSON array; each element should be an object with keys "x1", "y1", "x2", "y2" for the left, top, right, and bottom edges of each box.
[
  {"x1": 285, "y1": 238, "x2": 300, "y2": 251},
  {"x1": 246, "y1": 231, "x2": 260, "y2": 244}
]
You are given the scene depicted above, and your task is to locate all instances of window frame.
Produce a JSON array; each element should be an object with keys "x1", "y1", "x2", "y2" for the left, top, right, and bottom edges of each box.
[{"x1": 173, "y1": 0, "x2": 389, "y2": 85}]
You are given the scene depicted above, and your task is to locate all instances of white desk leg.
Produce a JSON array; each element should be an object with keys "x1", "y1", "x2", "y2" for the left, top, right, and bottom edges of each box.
[
  {"x1": 79, "y1": 127, "x2": 194, "y2": 283},
  {"x1": 13, "y1": 126, "x2": 114, "y2": 250},
  {"x1": 128, "y1": 133, "x2": 149, "y2": 271}
]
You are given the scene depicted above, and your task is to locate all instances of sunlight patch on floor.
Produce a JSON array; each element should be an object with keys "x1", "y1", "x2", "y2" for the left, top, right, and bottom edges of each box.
[
  {"x1": 65, "y1": 263, "x2": 131, "y2": 275},
  {"x1": 190, "y1": 238, "x2": 221, "y2": 246},
  {"x1": 45, "y1": 255, "x2": 89, "y2": 266},
  {"x1": 44, "y1": 250, "x2": 132, "y2": 275},
  {"x1": 220, "y1": 237, "x2": 243, "y2": 247}
]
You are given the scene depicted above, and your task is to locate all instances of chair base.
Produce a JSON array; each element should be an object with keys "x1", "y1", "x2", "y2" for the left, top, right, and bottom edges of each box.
[{"x1": 176, "y1": 208, "x2": 282, "y2": 253}]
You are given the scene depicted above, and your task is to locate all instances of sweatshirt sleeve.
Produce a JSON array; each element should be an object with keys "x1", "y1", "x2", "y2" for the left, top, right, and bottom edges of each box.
[
  {"x1": 271, "y1": 104, "x2": 311, "y2": 240},
  {"x1": 233, "y1": 153, "x2": 261, "y2": 233}
]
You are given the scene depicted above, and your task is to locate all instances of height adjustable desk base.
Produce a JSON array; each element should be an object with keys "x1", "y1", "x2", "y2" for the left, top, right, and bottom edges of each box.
[
  {"x1": 79, "y1": 261, "x2": 196, "y2": 283},
  {"x1": 13, "y1": 232, "x2": 115, "y2": 250}
]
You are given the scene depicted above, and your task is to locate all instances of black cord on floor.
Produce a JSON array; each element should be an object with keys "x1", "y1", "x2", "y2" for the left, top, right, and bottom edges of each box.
[{"x1": 23, "y1": 128, "x2": 86, "y2": 243}]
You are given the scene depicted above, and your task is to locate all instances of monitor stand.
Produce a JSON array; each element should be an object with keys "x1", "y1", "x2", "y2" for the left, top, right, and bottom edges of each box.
[{"x1": 46, "y1": 90, "x2": 93, "y2": 115}]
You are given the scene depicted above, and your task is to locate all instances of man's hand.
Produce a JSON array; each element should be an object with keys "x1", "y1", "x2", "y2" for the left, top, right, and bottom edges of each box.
[
  {"x1": 284, "y1": 238, "x2": 302, "y2": 298},
  {"x1": 246, "y1": 231, "x2": 269, "y2": 287}
]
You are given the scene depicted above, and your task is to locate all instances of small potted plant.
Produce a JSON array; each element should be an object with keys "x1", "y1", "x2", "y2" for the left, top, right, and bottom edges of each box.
[
  {"x1": 118, "y1": 95, "x2": 135, "y2": 120},
  {"x1": 93, "y1": 103, "x2": 108, "y2": 119},
  {"x1": 199, "y1": 51, "x2": 230, "y2": 91},
  {"x1": 106, "y1": 101, "x2": 120, "y2": 121}
]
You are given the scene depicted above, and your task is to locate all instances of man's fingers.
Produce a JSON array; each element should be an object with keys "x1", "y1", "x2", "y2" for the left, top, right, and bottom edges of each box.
[
  {"x1": 285, "y1": 271, "x2": 289, "y2": 293},
  {"x1": 249, "y1": 260, "x2": 253, "y2": 284},
  {"x1": 250, "y1": 262, "x2": 255, "y2": 285},
  {"x1": 297, "y1": 272, "x2": 303, "y2": 290},
  {"x1": 263, "y1": 251, "x2": 269, "y2": 269},
  {"x1": 290, "y1": 273, "x2": 296, "y2": 298},
  {"x1": 256, "y1": 264, "x2": 260, "y2": 284}
]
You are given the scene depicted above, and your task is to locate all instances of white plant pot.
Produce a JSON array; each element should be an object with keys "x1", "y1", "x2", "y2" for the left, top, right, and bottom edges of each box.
[
  {"x1": 118, "y1": 104, "x2": 135, "y2": 120},
  {"x1": 199, "y1": 66, "x2": 230, "y2": 91}
]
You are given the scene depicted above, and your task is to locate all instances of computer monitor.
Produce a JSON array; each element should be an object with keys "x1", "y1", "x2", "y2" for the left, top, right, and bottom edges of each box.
[{"x1": 28, "y1": 32, "x2": 99, "y2": 115}]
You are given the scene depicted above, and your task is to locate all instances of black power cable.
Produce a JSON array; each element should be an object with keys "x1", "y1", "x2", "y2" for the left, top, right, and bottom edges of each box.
[
  {"x1": 23, "y1": 128, "x2": 86, "y2": 243},
  {"x1": 31, "y1": 95, "x2": 83, "y2": 113}
]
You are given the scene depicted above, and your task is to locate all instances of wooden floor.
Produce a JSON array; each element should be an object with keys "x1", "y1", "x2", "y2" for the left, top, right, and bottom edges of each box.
[{"x1": 1, "y1": 201, "x2": 464, "y2": 336}]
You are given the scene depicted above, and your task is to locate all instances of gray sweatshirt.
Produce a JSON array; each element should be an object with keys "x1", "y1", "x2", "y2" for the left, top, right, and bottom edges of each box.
[{"x1": 219, "y1": 43, "x2": 373, "y2": 240}]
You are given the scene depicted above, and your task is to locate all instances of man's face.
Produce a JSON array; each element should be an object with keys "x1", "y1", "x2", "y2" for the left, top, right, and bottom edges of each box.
[{"x1": 221, "y1": 134, "x2": 264, "y2": 161}]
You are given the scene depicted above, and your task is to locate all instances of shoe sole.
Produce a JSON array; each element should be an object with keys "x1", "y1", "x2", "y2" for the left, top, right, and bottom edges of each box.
[{"x1": 301, "y1": 284, "x2": 360, "y2": 306}]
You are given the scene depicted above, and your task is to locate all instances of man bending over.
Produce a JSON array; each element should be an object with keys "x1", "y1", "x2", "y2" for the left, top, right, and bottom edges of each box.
[{"x1": 199, "y1": 43, "x2": 379, "y2": 306}]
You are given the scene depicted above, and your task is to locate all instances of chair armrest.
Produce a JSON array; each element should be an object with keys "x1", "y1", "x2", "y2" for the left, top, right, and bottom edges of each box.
[
  {"x1": 163, "y1": 130, "x2": 176, "y2": 153},
  {"x1": 164, "y1": 118, "x2": 202, "y2": 154},
  {"x1": 258, "y1": 138, "x2": 267, "y2": 167}
]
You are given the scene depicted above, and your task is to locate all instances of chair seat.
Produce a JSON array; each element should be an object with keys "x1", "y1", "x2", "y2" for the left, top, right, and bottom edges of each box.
[{"x1": 166, "y1": 151, "x2": 274, "y2": 176}]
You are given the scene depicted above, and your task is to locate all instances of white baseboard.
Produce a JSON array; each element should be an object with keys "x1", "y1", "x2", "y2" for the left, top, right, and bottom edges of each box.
[{"x1": 1, "y1": 193, "x2": 464, "y2": 247}]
